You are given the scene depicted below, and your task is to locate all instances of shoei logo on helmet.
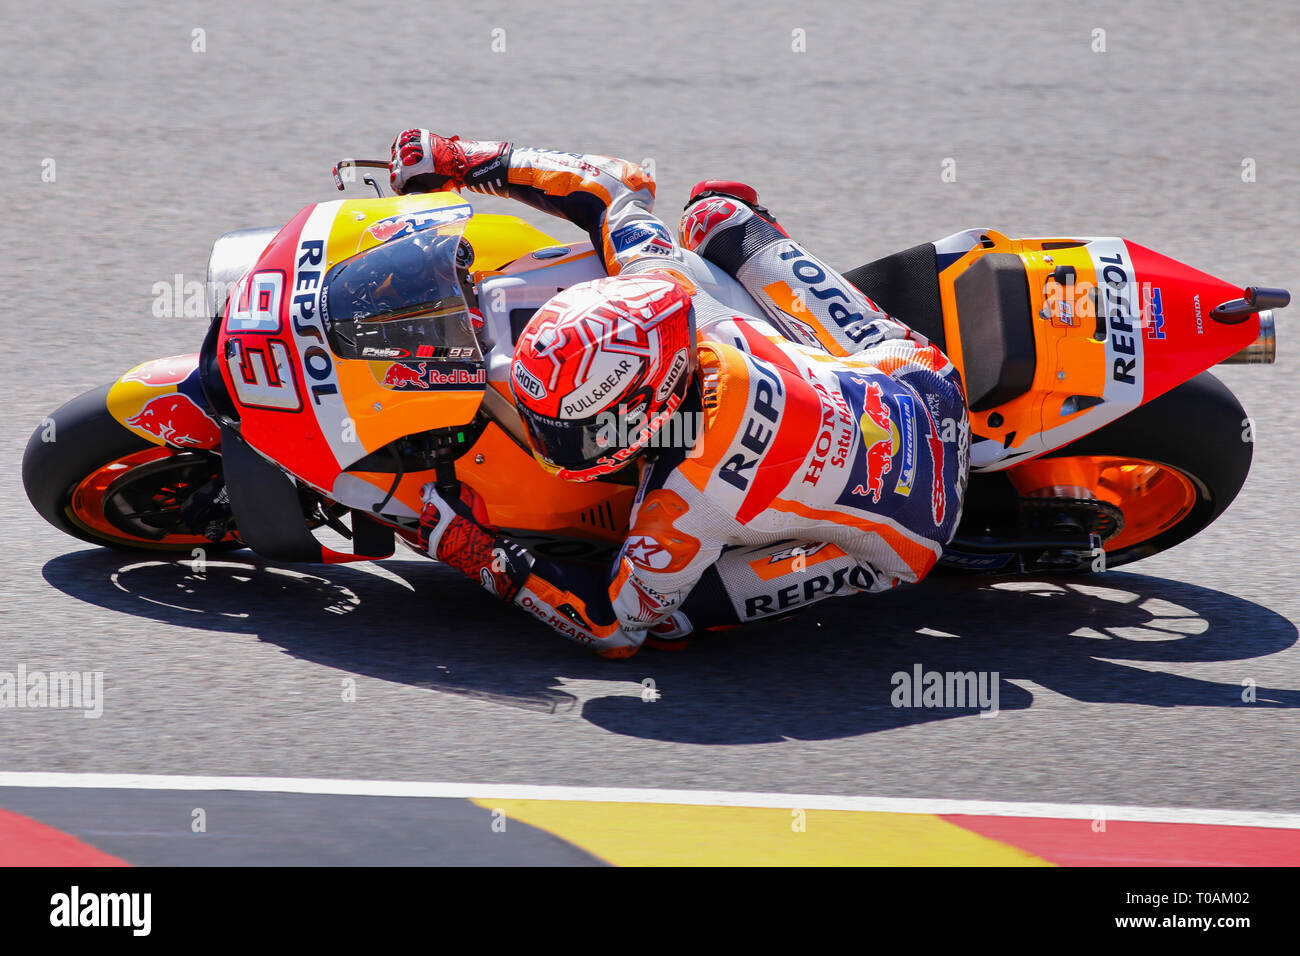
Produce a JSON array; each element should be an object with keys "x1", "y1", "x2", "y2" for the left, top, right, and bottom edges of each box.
[
  {"x1": 512, "y1": 361, "x2": 546, "y2": 400},
  {"x1": 656, "y1": 349, "x2": 688, "y2": 401}
]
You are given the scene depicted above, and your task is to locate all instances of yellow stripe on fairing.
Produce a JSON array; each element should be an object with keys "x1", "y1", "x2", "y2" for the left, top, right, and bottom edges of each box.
[{"x1": 470, "y1": 799, "x2": 1054, "y2": 866}]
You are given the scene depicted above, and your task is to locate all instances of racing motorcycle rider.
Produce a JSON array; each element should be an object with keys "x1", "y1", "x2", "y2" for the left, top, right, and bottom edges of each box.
[{"x1": 389, "y1": 129, "x2": 970, "y2": 658}]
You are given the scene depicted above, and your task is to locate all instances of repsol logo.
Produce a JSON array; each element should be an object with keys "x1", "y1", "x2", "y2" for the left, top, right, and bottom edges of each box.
[
  {"x1": 777, "y1": 244, "x2": 868, "y2": 342},
  {"x1": 292, "y1": 238, "x2": 339, "y2": 406},
  {"x1": 1099, "y1": 251, "x2": 1139, "y2": 386},
  {"x1": 743, "y1": 564, "x2": 874, "y2": 618},
  {"x1": 719, "y1": 361, "x2": 783, "y2": 491}
]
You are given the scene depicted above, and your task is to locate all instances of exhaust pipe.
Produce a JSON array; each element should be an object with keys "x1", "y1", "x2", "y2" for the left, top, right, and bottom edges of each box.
[{"x1": 1220, "y1": 309, "x2": 1276, "y2": 364}]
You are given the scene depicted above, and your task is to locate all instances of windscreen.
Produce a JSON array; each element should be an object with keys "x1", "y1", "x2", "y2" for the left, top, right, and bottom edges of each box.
[{"x1": 320, "y1": 229, "x2": 481, "y2": 362}]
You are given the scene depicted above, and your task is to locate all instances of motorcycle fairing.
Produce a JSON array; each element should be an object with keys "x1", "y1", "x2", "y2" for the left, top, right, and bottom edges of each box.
[
  {"x1": 929, "y1": 230, "x2": 1264, "y2": 471},
  {"x1": 326, "y1": 419, "x2": 636, "y2": 543},
  {"x1": 218, "y1": 424, "x2": 395, "y2": 564},
  {"x1": 215, "y1": 193, "x2": 560, "y2": 495},
  {"x1": 106, "y1": 354, "x2": 221, "y2": 450}
]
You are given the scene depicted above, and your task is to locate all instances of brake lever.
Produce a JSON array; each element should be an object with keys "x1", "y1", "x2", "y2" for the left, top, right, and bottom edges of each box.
[{"x1": 332, "y1": 158, "x2": 392, "y2": 193}]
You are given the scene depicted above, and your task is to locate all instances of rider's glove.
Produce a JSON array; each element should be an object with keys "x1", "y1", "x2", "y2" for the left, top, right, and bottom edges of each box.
[
  {"x1": 419, "y1": 482, "x2": 533, "y2": 600},
  {"x1": 389, "y1": 129, "x2": 510, "y2": 195}
]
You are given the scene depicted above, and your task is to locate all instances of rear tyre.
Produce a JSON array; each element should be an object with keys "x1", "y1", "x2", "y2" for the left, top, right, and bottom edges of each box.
[{"x1": 1019, "y1": 371, "x2": 1252, "y2": 567}]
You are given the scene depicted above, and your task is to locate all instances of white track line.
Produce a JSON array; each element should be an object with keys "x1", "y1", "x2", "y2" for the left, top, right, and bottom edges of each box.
[{"x1": 1, "y1": 772, "x2": 1297, "y2": 830}]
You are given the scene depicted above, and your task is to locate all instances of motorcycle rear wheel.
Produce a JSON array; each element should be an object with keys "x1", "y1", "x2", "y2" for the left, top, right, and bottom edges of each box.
[{"x1": 1004, "y1": 371, "x2": 1252, "y2": 568}]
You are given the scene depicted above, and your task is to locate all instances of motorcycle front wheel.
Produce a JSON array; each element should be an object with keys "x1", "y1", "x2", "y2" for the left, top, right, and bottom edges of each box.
[{"x1": 22, "y1": 383, "x2": 242, "y2": 552}]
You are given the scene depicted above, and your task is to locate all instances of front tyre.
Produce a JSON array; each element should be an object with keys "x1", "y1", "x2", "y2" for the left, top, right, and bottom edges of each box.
[{"x1": 22, "y1": 384, "x2": 240, "y2": 552}]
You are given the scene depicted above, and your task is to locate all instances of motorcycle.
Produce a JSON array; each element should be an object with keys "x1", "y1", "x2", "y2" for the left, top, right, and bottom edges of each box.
[{"x1": 23, "y1": 157, "x2": 1289, "y2": 584}]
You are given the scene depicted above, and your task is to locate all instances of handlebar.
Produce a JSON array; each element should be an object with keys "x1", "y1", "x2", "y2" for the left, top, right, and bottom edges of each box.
[
  {"x1": 333, "y1": 157, "x2": 459, "y2": 196},
  {"x1": 331, "y1": 158, "x2": 390, "y2": 195}
]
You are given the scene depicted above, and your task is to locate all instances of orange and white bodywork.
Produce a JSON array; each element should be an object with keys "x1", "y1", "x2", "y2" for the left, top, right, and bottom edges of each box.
[{"x1": 928, "y1": 228, "x2": 1266, "y2": 472}]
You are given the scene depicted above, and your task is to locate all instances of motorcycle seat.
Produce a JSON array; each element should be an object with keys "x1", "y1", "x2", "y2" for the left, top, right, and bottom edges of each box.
[{"x1": 843, "y1": 244, "x2": 1036, "y2": 412}]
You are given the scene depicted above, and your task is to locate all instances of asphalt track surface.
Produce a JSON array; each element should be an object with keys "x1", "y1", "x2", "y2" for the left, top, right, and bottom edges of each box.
[{"x1": 1, "y1": 1, "x2": 1299, "y2": 864}]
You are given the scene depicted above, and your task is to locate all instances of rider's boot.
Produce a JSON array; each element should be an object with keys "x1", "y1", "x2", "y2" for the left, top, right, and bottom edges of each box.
[
  {"x1": 678, "y1": 181, "x2": 790, "y2": 264},
  {"x1": 679, "y1": 178, "x2": 912, "y2": 356},
  {"x1": 683, "y1": 180, "x2": 788, "y2": 236}
]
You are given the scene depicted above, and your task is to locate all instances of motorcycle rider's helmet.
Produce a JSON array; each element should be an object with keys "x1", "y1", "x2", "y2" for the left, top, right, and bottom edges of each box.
[
  {"x1": 509, "y1": 273, "x2": 696, "y2": 482},
  {"x1": 320, "y1": 230, "x2": 479, "y2": 360}
]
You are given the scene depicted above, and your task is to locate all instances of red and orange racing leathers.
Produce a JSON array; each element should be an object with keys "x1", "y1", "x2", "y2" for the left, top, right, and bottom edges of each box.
[{"x1": 442, "y1": 142, "x2": 969, "y2": 656}]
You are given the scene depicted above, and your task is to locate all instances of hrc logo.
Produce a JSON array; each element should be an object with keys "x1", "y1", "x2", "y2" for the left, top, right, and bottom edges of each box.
[{"x1": 1144, "y1": 286, "x2": 1167, "y2": 340}]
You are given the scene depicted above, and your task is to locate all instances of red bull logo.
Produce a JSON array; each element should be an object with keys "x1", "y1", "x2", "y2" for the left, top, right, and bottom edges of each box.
[
  {"x1": 366, "y1": 218, "x2": 413, "y2": 243},
  {"x1": 124, "y1": 394, "x2": 220, "y2": 448},
  {"x1": 853, "y1": 381, "x2": 899, "y2": 503},
  {"x1": 365, "y1": 205, "x2": 473, "y2": 245},
  {"x1": 382, "y1": 362, "x2": 429, "y2": 389},
  {"x1": 381, "y1": 361, "x2": 487, "y2": 390},
  {"x1": 121, "y1": 355, "x2": 198, "y2": 388}
]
